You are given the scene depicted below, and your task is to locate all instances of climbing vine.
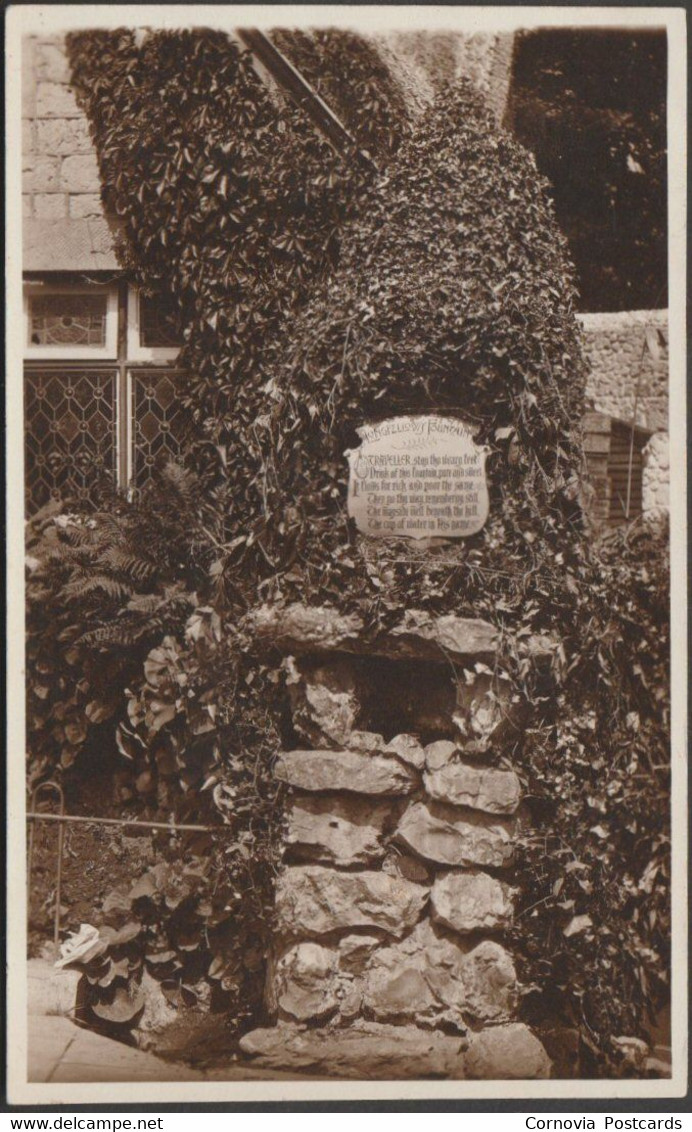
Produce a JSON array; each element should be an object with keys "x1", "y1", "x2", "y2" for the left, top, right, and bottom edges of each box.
[{"x1": 24, "y1": 28, "x2": 671, "y2": 1062}]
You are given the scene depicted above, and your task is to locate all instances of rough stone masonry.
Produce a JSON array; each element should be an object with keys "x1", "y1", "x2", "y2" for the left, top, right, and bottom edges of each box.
[{"x1": 239, "y1": 603, "x2": 554, "y2": 1080}]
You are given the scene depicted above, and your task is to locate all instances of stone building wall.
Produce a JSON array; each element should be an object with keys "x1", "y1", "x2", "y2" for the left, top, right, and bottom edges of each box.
[
  {"x1": 19, "y1": 37, "x2": 670, "y2": 521},
  {"x1": 577, "y1": 311, "x2": 669, "y2": 520},
  {"x1": 22, "y1": 35, "x2": 118, "y2": 270},
  {"x1": 642, "y1": 432, "x2": 670, "y2": 515},
  {"x1": 237, "y1": 603, "x2": 554, "y2": 1079},
  {"x1": 578, "y1": 310, "x2": 669, "y2": 434},
  {"x1": 21, "y1": 29, "x2": 516, "y2": 271}
]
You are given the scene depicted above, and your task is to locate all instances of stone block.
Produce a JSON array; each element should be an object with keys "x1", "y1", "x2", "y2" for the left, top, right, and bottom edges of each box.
[
  {"x1": 425, "y1": 739, "x2": 459, "y2": 770},
  {"x1": 284, "y1": 655, "x2": 364, "y2": 746},
  {"x1": 425, "y1": 762, "x2": 521, "y2": 814},
  {"x1": 448, "y1": 939, "x2": 518, "y2": 1022},
  {"x1": 285, "y1": 794, "x2": 391, "y2": 866},
  {"x1": 276, "y1": 866, "x2": 428, "y2": 939},
  {"x1": 336, "y1": 979, "x2": 363, "y2": 1022},
  {"x1": 69, "y1": 194, "x2": 104, "y2": 219},
  {"x1": 35, "y1": 40, "x2": 72, "y2": 83},
  {"x1": 395, "y1": 800, "x2": 515, "y2": 868},
  {"x1": 36, "y1": 82, "x2": 82, "y2": 118},
  {"x1": 387, "y1": 610, "x2": 499, "y2": 660},
  {"x1": 239, "y1": 1020, "x2": 466, "y2": 1079},
  {"x1": 345, "y1": 729, "x2": 385, "y2": 752},
  {"x1": 34, "y1": 193, "x2": 67, "y2": 219},
  {"x1": 22, "y1": 119, "x2": 34, "y2": 156},
  {"x1": 247, "y1": 603, "x2": 363, "y2": 653},
  {"x1": 23, "y1": 196, "x2": 33, "y2": 219},
  {"x1": 37, "y1": 117, "x2": 93, "y2": 156},
  {"x1": 60, "y1": 153, "x2": 101, "y2": 193},
  {"x1": 245, "y1": 602, "x2": 499, "y2": 662},
  {"x1": 22, "y1": 37, "x2": 36, "y2": 118},
  {"x1": 337, "y1": 934, "x2": 381, "y2": 975},
  {"x1": 361, "y1": 920, "x2": 517, "y2": 1028},
  {"x1": 276, "y1": 749, "x2": 419, "y2": 796},
  {"x1": 23, "y1": 156, "x2": 59, "y2": 193},
  {"x1": 275, "y1": 942, "x2": 339, "y2": 1021},
  {"x1": 137, "y1": 968, "x2": 178, "y2": 1034},
  {"x1": 464, "y1": 1023, "x2": 552, "y2": 1079},
  {"x1": 430, "y1": 870, "x2": 515, "y2": 933},
  {"x1": 23, "y1": 217, "x2": 120, "y2": 271},
  {"x1": 383, "y1": 732, "x2": 426, "y2": 770}
]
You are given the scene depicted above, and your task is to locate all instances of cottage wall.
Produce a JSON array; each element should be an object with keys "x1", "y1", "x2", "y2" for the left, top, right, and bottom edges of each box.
[
  {"x1": 578, "y1": 310, "x2": 669, "y2": 520},
  {"x1": 22, "y1": 35, "x2": 118, "y2": 271}
]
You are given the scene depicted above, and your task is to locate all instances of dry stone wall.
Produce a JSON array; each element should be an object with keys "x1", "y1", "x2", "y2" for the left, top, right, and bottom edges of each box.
[
  {"x1": 579, "y1": 310, "x2": 668, "y2": 434},
  {"x1": 239, "y1": 603, "x2": 553, "y2": 1079}
]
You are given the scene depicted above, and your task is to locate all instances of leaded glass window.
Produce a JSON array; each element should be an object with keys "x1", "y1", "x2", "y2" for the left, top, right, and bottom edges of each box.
[
  {"x1": 23, "y1": 283, "x2": 189, "y2": 516},
  {"x1": 138, "y1": 292, "x2": 182, "y2": 349},
  {"x1": 129, "y1": 369, "x2": 191, "y2": 491},
  {"x1": 29, "y1": 293, "x2": 108, "y2": 348},
  {"x1": 24, "y1": 369, "x2": 118, "y2": 511}
]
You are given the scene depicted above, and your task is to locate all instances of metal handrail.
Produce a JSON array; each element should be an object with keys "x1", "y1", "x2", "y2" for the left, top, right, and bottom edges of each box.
[
  {"x1": 27, "y1": 799, "x2": 230, "y2": 960},
  {"x1": 28, "y1": 781, "x2": 65, "y2": 959}
]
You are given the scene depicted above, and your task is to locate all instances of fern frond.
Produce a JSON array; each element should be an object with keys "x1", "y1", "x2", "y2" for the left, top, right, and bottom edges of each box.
[
  {"x1": 126, "y1": 592, "x2": 165, "y2": 614},
  {"x1": 63, "y1": 575, "x2": 134, "y2": 602},
  {"x1": 97, "y1": 547, "x2": 158, "y2": 584}
]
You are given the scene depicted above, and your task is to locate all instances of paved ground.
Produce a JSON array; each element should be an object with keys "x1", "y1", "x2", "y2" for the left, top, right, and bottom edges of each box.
[{"x1": 27, "y1": 959, "x2": 309, "y2": 1083}]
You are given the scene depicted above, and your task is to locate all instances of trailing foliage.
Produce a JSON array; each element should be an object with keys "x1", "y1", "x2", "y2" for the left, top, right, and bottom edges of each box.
[
  {"x1": 26, "y1": 479, "x2": 284, "y2": 1024},
  {"x1": 25, "y1": 28, "x2": 671, "y2": 1062},
  {"x1": 510, "y1": 518, "x2": 670, "y2": 1067}
]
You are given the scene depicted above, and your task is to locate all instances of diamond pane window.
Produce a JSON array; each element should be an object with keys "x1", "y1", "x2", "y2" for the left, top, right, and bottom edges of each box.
[
  {"x1": 130, "y1": 369, "x2": 191, "y2": 491},
  {"x1": 29, "y1": 293, "x2": 108, "y2": 347},
  {"x1": 24, "y1": 369, "x2": 118, "y2": 514},
  {"x1": 139, "y1": 292, "x2": 183, "y2": 349}
]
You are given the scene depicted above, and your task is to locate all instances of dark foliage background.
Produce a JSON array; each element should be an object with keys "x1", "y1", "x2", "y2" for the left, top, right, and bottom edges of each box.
[
  {"x1": 508, "y1": 28, "x2": 667, "y2": 312},
  {"x1": 22, "y1": 28, "x2": 670, "y2": 1069}
]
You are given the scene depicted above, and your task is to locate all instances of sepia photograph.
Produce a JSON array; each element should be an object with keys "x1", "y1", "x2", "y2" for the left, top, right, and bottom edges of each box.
[{"x1": 6, "y1": 3, "x2": 686, "y2": 1105}]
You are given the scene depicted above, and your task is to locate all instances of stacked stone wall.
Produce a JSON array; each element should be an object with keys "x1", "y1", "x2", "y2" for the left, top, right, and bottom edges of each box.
[
  {"x1": 239, "y1": 604, "x2": 553, "y2": 1079},
  {"x1": 22, "y1": 36, "x2": 103, "y2": 223},
  {"x1": 578, "y1": 310, "x2": 668, "y2": 434}
]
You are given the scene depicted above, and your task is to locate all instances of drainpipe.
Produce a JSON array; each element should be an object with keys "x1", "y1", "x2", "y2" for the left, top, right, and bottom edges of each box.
[{"x1": 235, "y1": 28, "x2": 377, "y2": 174}]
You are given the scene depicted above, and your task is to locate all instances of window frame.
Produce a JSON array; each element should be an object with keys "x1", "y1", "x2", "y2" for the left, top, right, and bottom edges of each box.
[
  {"x1": 126, "y1": 287, "x2": 182, "y2": 363},
  {"x1": 23, "y1": 277, "x2": 189, "y2": 514},
  {"x1": 23, "y1": 281, "x2": 119, "y2": 361}
]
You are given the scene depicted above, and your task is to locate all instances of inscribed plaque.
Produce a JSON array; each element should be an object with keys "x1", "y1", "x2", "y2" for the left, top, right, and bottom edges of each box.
[{"x1": 346, "y1": 416, "x2": 489, "y2": 540}]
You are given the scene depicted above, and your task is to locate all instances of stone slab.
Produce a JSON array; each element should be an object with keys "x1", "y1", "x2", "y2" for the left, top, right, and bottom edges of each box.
[
  {"x1": 240, "y1": 1021, "x2": 467, "y2": 1079},
  {"x1": 430, "y1": 870, "x2": 515, "y2": 933},
  {"x1": 275, "y1": 942, "x2": 339, "y2": 1021},
  {"x1": 28, "y1": 958, "x2": 82, "y2": 1017},
  {"x1": 425, "y1": 762, "x2": 521, "y2": 814},
  {"x1": 28, "y1": 1015, "x2": 202, "y2": 1083},
  {"x1": 276, "y1": 865, "x2": 428, "y2": 939},
  {"x1": 285, "y1": 794, "x2": 391, "y2": 866},
  {"x1": 346, "y1": 415, "x2": 489, "y2": 540},
  {"x1": 245, "y1": 602, "x2": 498, "y2": 661},
  {"x1": 395, "y1": 800, "x2": 515, "y2": 868},
  {"x1": 464, "y1": 1023, "x2": 552, "y2": 1080},
  {"x1": 361, "y1": 920, "x2": 517, "y2": 1027},
  {"x1": 276, "y1": 749, "x2": 419, "y2": 796}
]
